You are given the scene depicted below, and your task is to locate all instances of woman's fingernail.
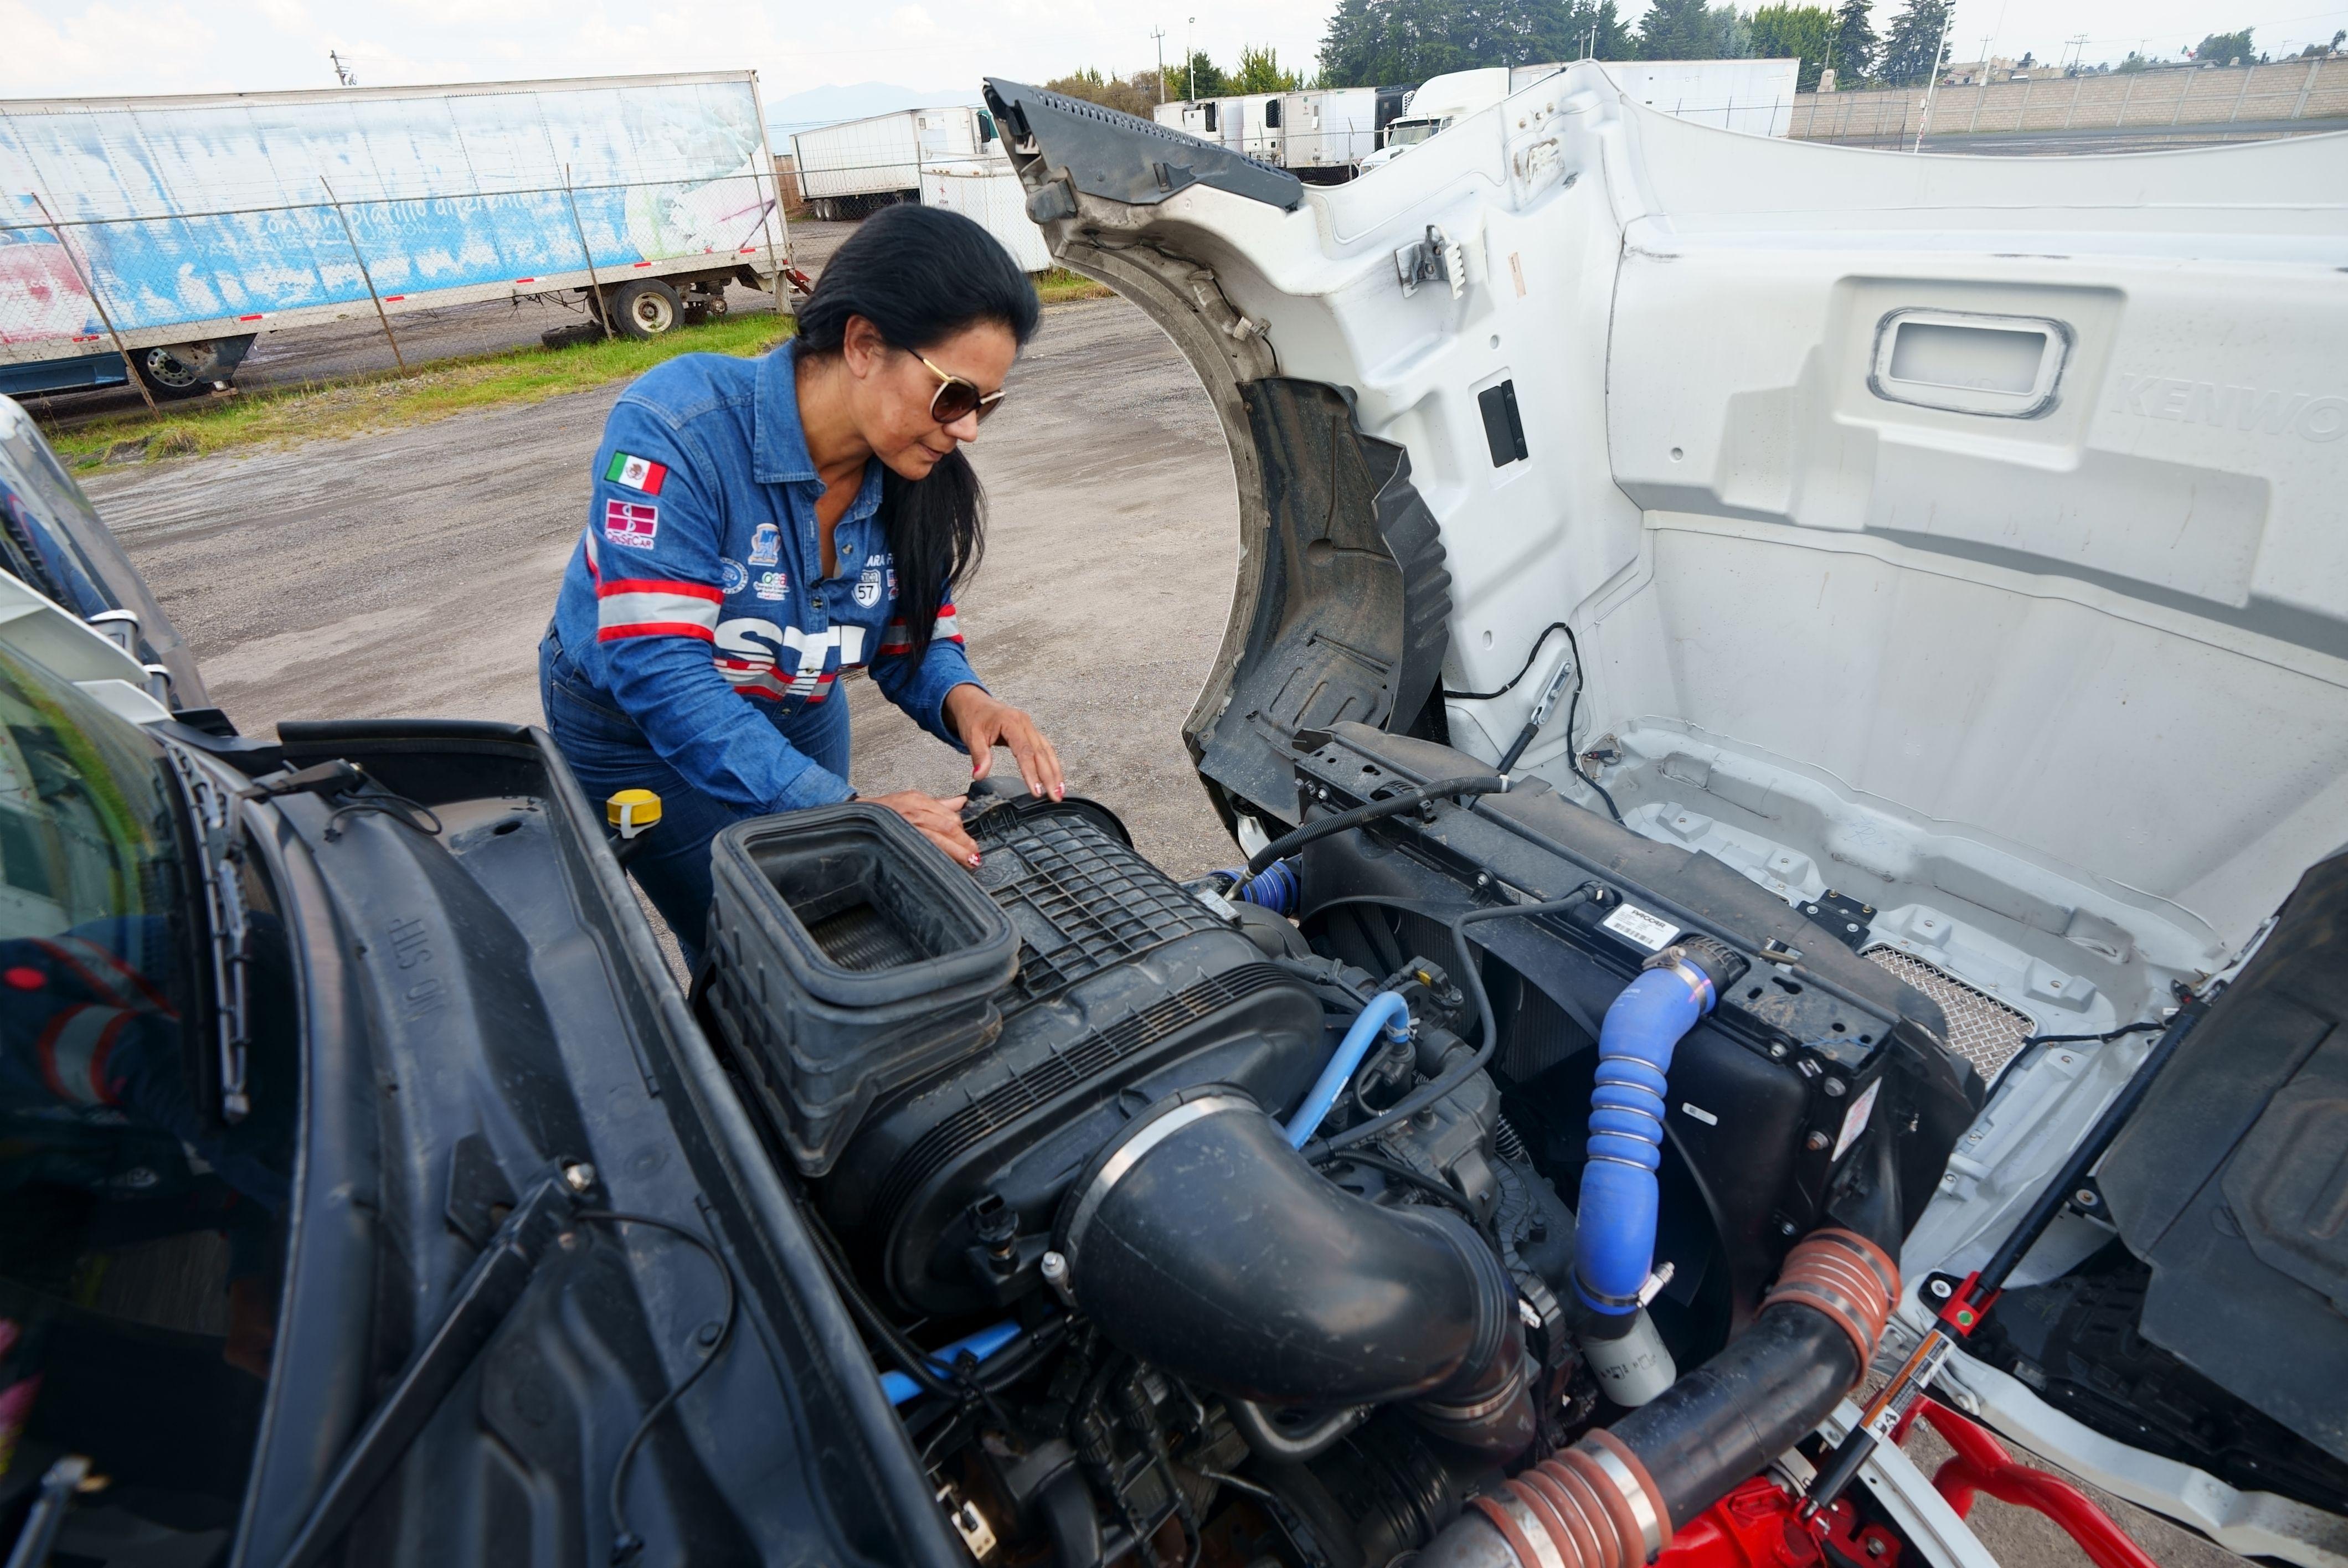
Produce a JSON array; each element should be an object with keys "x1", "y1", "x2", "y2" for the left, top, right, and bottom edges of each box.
[{"x1": 968, "y1": 854, "x2": 983, "y2": 867}]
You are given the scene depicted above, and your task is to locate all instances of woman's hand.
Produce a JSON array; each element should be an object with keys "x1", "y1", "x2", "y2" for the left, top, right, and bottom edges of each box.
[
  {"x1": 944, "y1": 684, "x2": 1064, "y2": 801},
  {"x1": 867, "y1": 790, "x2": 982, "y2": 869}
]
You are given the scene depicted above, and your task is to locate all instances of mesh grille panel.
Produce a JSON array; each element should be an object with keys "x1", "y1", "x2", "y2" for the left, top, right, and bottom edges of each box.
[{"x1": 1862, "y1": 946, "x2": 2034, "y2": 1080}]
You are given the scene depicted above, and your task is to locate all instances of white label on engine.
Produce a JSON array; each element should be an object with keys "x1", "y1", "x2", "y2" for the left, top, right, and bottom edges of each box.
[
  {"x1": 1831, "y1": 1077, "x2": 1883, "y2": 1162},
  {"x1": 1602, "y1": 903, "x2": 1680, "y2": 952}
]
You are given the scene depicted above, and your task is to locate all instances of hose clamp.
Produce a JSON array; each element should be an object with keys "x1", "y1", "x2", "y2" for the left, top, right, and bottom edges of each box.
[
  {"x1": 1058, "y1": 1092, "x2": 1255, "y2": 1271},
  {"x1": 1583, "y1": 1435, "x2": 1666, "y2": 1559},
  {"x1": 1642, "y1": 948, "x2": 1716, "y2": 1011}
]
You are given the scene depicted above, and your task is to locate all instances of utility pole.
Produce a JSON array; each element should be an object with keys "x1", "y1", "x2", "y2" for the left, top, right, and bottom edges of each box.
[
  {"x1": 1911, "y1": 2, "x2": 1953, "y2": 152},
  {"x1": 1151, "y1": 24, "x2": 1170, "y2": 103},
  {"x1": 329, "y1": 49, "x2": 357, "y2": 87},
  {"x1": 1187, "y1": 16, "x2": 1196, "y2": 102}
]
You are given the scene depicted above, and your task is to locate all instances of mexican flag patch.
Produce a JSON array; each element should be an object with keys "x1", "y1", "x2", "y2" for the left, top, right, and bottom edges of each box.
[{"x1": 605, "y1": 451, "x2": 668, "y2": 494}]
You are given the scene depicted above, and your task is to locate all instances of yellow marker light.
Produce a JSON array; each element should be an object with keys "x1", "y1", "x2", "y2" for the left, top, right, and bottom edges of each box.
[{"x1": 607, "y1": 788, "x2": 662, "y2": 840}]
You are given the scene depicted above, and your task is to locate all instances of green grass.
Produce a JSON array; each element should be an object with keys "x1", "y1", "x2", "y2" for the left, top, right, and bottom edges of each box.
[
  {"x1": 50, "y1": 273, "x2": 1116, "y2": 470},
  {"x1": 1035, "y1": 268, "x2": 1115, "y2": 304},
  {"x1": 47, "y1": 313, "x2": 796, "y2": 470}
]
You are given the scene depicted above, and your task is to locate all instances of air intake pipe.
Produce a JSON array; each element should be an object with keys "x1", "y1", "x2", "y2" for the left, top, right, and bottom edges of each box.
[
  {"x1": 1416, "y1": 1229, "x2": 1901, "y2": 1568},
  {"x1": 1052, "y1": 1086, "x2": 1536, "y2": 1458}
]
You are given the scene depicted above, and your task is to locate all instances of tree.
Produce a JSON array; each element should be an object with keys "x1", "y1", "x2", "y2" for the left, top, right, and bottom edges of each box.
[
  {"x1": 1232, "y1": 44, "x2": 1305, "y2": 93},
  {"x1": 1168, "y1": 49, "x2": 1228, "y2": 100},
  {"x1": 1828, "y1": 0, "x2": 1877, "y2": 85},
  {"x1": 2115, "y1": 51, "x2": 2150, "y2": 73},
  {"x1": 1749, "y1": 4, "x2": 1835, "y2": 90},
  {"x1": 1877, "y1": 0, "x2": 1951, "y2": 85},
  {"x1": 1043, "y1": 68, "x2": 1159, "y2": 117},
  {"x1": 2189, "y1": 28, "x2": 2254, "y2": 64},
  {"x1": 1633, "y1": 0, "x2": 1745, "y2": 59},
  {"x1": 1318, "y1": 0, "x2": 1631, "y2": 88}
]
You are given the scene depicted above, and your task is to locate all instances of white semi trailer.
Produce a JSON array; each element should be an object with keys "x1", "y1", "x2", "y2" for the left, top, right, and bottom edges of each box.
[
  {"x1": 1276, "y1": 86, "x2": 1417, "y2": 180},
  {"x1": 792, "y1": 104, "x2": 1001, "y2": 220},
  {"x1": 1151, "y1": 94, "x2": 1286, "y2": 165},
  {"x1": 0, "y1": 71, "x2": 788, "y2": 399}
]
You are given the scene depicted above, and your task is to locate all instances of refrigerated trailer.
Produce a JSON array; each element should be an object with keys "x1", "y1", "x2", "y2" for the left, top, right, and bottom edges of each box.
[
  {"x1": 0, "y1": 71, "x2": 789, "y2": 400},
  {"x1": 916, "y1": 156, "x2": 1049, "y2": 272},
  {"x1": 1151, "y1": 95, "x2": 1285, "y2": 164},
  {"x1": 1276, "y1": 86, "x2": 1415, "y2": 179},
  {"x1": 791, "y1": 105, "x2": 1000, "y2": 220}
]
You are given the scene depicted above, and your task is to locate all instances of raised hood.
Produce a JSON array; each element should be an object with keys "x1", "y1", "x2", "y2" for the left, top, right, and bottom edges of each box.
[{"x1": 984, "y1": 73, "x2": 2348, "y2": 1034}]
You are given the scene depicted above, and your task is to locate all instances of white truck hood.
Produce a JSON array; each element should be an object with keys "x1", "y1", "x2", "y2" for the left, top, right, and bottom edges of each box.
[{"x1": 986, "y1": 66, "x2": 2348, "y2": 1567}]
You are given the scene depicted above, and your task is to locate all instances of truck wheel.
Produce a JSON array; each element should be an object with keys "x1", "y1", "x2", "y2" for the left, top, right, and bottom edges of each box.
[
  {"x1": 135, "y1": 343, "x2": 219, "y2": 400},
  {"x1": 609, "y1": 278, "x2": 681, "y2": 339}
]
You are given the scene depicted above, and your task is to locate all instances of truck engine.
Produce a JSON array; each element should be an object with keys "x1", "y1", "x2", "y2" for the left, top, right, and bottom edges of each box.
[{"x1": 696, "y1": 722, "x2": 1980, "y2": 1568}]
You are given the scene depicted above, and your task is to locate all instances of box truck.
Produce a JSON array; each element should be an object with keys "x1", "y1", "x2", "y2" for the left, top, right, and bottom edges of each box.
[
  {"x1": 792, "y1": 105, "x2": 1000, "y2": 220},
  {"x1": 1151, "y1": 95, "x2": 1284, "y2": 164},
  {"x1": 0, "y1": 71, "x2": 787, "y2": 399},
  {"x1": 916, "y1": 156, "x2": 1049, "y2": 272},
  {"x1": 1276, "y1": 86, "x2": 1416, "y2": 179}
]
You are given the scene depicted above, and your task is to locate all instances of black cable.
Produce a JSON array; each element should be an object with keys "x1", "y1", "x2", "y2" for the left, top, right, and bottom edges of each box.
[
  {"x1": 1310, "y1": 888, "x2": 1604, "y2": 1157},
  {"x1": 1555, "y1": 628, "x2": 1624, "y2": 824},
  {"x1": 1449, "y1": 621, "x2": 1572, "y2": 702},
  {"x1": 1244, "y1": 774, "x2": 1505, "y2": 876},
  {"x1": 802, "y1": 1199, "x2": 962, "y2": 1404},
  {"x1": 1324, "y1": 1149, "x2": 1479, "y2": 1220},
  {"x1": 321, "y1": 790, "x2": 444, "y2": 842},
  {"x1": 2019, "y1": 1019, "x2": 2163, "y2": 1048},
  {"x1": 1451, "y1": 620, "x2": 1624, "y2": 824},
  {"x1": 575, "y1": 1210, "x2": 738, "y2": 1566}
]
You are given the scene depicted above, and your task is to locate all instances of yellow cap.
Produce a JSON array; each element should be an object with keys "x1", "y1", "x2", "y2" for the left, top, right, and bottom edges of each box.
[{"x1": 607, "y1": 788, "x2": 662, "y2": 839}]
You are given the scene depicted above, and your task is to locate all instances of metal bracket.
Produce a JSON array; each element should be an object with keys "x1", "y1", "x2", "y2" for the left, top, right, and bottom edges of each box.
[{"x1": 1395, "y1": 225, "x2": 1465, "y2": 300}]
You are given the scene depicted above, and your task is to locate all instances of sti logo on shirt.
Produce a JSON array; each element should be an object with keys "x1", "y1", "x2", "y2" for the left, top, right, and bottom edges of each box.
[{"x1": 604, "y1": 499, "x2": 660, "y2": 550}]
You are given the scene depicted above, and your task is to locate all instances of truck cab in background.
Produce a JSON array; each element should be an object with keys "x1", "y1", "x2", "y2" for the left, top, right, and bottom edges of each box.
[{"x1": 1358, "y1": 66, "x2": 1516, "y2": 168}]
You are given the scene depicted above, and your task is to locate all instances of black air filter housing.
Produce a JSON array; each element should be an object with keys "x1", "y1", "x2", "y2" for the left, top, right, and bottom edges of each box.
[
  {"x1": 813, "y1": 799, "x2": 1326, "y2": 1317},
  {"x1": 702, "y1": 803, "x2": 1021, "y2": 1176}
]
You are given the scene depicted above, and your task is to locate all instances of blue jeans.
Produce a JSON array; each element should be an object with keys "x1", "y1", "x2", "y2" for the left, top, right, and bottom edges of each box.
[{"x1": 539, "y1": 627, "x2": 851, "y2": 971}]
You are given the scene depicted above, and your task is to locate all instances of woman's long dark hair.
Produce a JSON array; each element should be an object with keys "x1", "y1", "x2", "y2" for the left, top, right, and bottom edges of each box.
[{"x1": 793, "y1": 203, "x2": 1040, "y2": 661}]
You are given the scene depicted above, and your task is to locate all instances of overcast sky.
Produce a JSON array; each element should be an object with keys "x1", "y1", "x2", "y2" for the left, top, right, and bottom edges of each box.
[{"x1": 3, "y1": 0, "x2": 2345, "y2": 103}]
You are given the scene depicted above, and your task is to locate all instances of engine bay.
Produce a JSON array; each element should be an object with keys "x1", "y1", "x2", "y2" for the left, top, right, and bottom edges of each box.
[{"x1": 693, "y1": 724, "x2": 1987, "y2": 1568}]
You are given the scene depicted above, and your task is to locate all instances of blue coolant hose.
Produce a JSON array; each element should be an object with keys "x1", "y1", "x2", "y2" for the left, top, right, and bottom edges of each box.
[
  {"x1": 1574, "y1": 959, "x2": 1717, "y2": 1315},
  {"x1": 1221, "y1": 859, "x2": 1299, "y2": 916},
  {"x1": 880, "y1": 1318, "x2": 1026, "y2": 1406},
  {"x1": 1284, "y1": 991, "x2": 1413, "y2": 1148}
]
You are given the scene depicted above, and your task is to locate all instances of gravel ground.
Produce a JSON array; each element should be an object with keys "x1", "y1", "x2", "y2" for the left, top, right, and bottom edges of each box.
[
  {"x1": 83, "y1": 283, "x2": 2258, "y2": 1568},
  {"x1": 86, "y1": 291, "x2": 1244, "y2": 881}
]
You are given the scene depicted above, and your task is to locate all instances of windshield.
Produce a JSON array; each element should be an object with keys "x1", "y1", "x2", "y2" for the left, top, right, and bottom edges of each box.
[
  {"x1": 0, "y1": 643, "x2": 294, "y2": 1546},
  {"x1": 1386, "y1": 120, "x2": 1438, "y2": 146}
]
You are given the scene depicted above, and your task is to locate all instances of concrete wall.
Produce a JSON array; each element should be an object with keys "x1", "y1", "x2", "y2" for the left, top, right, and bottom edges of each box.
[{"x1": 1790, "y1": 56, "x2": 2348, "y2": 142}]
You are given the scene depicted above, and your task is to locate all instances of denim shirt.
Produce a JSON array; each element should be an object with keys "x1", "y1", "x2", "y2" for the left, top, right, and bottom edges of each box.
[{"x1": 549, "y1": 340, "x2": 982, "y2": 812}]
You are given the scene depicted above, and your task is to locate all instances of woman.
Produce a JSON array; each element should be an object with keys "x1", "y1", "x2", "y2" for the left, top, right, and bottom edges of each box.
[{"x1": 540, "y1": 204, "x2": 1063, "y2": 963}]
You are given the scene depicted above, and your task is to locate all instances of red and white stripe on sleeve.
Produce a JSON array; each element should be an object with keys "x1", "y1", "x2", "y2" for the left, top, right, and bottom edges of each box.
[
  {"x1": 876, "y1": 601, "x2": 964, "y2": 657},
  {"x1": 37, "y1": 1004, "x2": 130, "y2": 1107},
  {"x1": 596, "y1": 578, "x2": 722, "y2": 642}
]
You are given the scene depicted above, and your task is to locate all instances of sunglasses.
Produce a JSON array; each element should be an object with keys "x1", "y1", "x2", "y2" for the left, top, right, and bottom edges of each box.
[{"x1": 916, "y1": 352, "x2": 1008, "y2": 426}]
